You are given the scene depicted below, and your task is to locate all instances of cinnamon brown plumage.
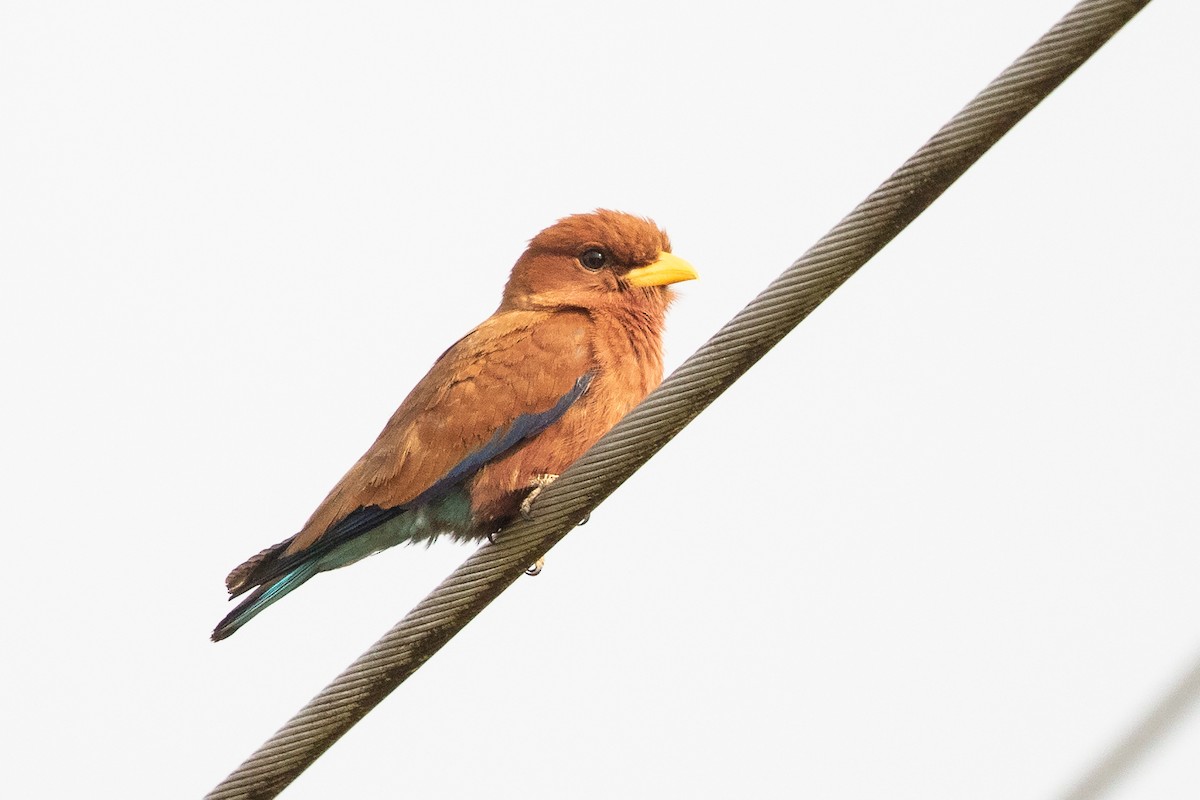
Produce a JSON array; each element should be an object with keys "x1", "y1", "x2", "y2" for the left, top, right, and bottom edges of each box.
[{"x1": 213, "y1": 210, "x2": 697, "y2": 640}]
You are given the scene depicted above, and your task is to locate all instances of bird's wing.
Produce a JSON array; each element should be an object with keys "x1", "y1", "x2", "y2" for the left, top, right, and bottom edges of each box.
[{"x1": 225, "y1": 308, "x2": 592, "y2": 595}]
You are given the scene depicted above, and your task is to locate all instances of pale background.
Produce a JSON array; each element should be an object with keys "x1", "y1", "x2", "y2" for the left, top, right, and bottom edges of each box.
[{"x1": 3, "y1": 2, "x2": 1198, "y2": 798}]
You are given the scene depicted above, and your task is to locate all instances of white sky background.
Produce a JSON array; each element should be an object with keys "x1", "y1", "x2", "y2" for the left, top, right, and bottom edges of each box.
[{"x1": 2, "y1": 1, "x2": 1198, "y2": 797}]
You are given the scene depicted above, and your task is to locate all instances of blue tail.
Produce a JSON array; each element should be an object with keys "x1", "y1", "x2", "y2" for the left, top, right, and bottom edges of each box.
[{"x1": 211, "y1": 561, "x2": 320, "y2": 641}]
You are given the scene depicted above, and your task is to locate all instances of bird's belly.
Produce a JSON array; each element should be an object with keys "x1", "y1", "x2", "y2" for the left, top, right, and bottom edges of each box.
[{"x1": 315, "y1": 486, "x2": 476, "y2": 572}]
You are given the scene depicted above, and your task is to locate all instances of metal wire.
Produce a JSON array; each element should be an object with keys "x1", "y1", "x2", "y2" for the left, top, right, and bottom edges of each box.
[
  {"x1": 1059, "y1": 648, "x2": 1200, "y2": 800},
  {"x1": 206, "y1": 2, "x2": 1153, "y2": 797}
]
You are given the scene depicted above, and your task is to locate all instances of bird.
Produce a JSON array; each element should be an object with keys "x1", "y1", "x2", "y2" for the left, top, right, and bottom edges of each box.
[{"x1": 212, "y1": 210, "x2": 697, "y2": 641}]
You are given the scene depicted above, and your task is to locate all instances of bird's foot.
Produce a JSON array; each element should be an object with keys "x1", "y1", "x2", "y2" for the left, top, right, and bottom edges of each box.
[
  {"x1": 520, "y1": 473, "x2": 560, "y2": 520},
  {"x1": 517, "y1": 474, "x2": 589, "y2": 574}
]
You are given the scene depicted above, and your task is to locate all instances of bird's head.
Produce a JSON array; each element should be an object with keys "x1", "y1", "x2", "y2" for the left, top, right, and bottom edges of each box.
[{"x1": 500, "y1": 210, "x2": 698, "y2": 315}]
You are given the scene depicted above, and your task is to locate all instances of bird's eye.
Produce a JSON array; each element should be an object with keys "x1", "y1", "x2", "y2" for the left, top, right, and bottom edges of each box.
[{"x1": 578, "y1": 248, "x2": 608, "y2": 271}]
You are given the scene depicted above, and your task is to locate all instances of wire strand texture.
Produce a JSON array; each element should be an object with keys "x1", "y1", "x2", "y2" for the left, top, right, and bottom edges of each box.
[{"x1": 206, "y1": 2, "x2": 1153, "y2": 797}]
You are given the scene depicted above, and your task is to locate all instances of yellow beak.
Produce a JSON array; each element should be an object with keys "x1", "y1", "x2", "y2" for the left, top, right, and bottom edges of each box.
[{"x1": 625, "y1": 251, "x2": 699, "y2": 288}]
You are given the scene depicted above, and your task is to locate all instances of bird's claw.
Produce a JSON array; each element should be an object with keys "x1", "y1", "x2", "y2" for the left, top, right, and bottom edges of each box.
[
  {"x1": 517, "y1": 475, "x2": 585, "y2": 574},
  {"x1": 520, "y1": 473, "x2": 560, "y2": 520}
]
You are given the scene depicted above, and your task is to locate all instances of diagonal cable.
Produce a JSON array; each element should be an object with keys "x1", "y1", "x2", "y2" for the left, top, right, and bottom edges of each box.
[
  {"x1": 206, "y1": 1, "x2": 1153, "y2": 797},
  {"x1": 1059, "y1": 649, "x2": 1200, "y2": 800}
]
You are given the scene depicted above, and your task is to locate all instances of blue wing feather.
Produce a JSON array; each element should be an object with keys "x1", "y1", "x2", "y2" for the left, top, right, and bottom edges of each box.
[
  {"x1": 414, "y1": 372, "x2": 593, "y2": 504},
  {"x1": 319, "y1": 371, "x2": 590, "y2": 554},
  {"x1": 316, "y1": 371, "x2": 594, "y2": 550},
  {"x1": 212, "y1": 372, "x2": 594, "y2": 639}
]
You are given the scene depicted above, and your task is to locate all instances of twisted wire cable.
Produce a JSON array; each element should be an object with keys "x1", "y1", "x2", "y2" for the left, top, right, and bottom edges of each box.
[
  {"x1": 207, "y1": 2, "x2": 1152, "y2": 797},
  {"x1": 1059, "y1": 649, "x2": 1200, "y2": 800}
]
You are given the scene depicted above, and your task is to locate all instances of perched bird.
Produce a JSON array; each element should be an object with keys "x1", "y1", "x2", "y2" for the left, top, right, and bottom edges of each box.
[{"x1": 212, "y1": 210, "x2": 697, "y2": 641}]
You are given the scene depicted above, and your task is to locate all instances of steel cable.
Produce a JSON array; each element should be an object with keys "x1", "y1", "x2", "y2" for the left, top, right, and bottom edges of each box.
[
  {"x1": 1059, "y1": 649, "x2": 1200, "y2": 799},
  {"x1": 206, "y1": 2, "x2": 1152, "y2": 796}
]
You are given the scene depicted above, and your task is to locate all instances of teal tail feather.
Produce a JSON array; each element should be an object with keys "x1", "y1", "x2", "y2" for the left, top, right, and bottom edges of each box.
[
  {"x1": 211, "y1": 561, "x2": 320, "y2": 641},
  {"x1": 211, "y1": 489, "x2": 476, "y2": 641}
]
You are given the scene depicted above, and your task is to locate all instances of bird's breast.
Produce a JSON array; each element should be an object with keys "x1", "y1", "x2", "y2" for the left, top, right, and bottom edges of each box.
[
  {"x1": 588, "y1": 310, "x2": 665, "y2": 409},
  {"x1": 465, "y1": 310, "x2": 665, "y2": 528}
]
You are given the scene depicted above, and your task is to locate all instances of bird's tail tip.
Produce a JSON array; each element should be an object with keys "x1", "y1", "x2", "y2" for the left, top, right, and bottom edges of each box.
[
  {"x1": 210, "y1": 592, "x2": 260, "y2": 642},
  {"x1": 210, "y1": 562, "x2": 319, "y2": 642}
]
